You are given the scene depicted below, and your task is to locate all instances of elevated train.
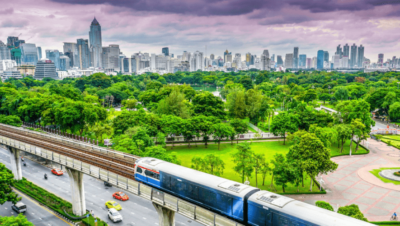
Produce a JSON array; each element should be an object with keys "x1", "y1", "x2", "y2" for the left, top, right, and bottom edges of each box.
[{"x1": 135, "y1": 157, "x2": 373, "y2": 226}]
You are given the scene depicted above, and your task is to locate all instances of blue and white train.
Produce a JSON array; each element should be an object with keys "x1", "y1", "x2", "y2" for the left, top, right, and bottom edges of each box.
[{"x1": 134, "y1": 157, "x2": 374, "y2": 226}]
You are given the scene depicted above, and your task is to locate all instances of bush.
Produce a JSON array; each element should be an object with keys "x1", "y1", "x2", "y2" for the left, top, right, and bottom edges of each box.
[
  {"x1": 338, "y1": 204, "x2": 368, "y2": 222},
  {"x1": 82, "y1": 215, "x2": 108, "y2": 226},
  {"x1": 0, "y1": 114, "x2": 22, "y2": 127},
  {"x1": 394, "y1": 172, "x2": 400, "y2": 177},
  {"x1": 316, "y1": 201, "x2": 334, "y2": 211}
]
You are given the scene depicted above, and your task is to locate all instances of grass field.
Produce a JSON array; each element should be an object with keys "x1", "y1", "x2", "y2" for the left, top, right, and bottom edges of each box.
[
  {"x1": 370, "y1": 167, "x2": 400, "y2": 185},
  {"x1": 167, "y1": 140, "x2": 367, "y2": 193}
]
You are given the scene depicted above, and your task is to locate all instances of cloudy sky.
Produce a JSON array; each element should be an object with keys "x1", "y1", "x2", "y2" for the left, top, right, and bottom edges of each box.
[{"x1": 1, "y1": 0, "x2": 400, "y2": 62}]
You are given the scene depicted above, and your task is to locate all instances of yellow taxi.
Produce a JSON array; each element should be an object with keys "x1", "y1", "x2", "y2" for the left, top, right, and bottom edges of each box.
[{"x1": 105, "y1": 200, "x2": 122, "y2": 211}]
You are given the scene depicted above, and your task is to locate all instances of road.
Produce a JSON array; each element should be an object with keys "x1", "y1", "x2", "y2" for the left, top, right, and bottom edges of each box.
[{"x1": 0, "y1": 149, "x2": 201, "y2": 226}]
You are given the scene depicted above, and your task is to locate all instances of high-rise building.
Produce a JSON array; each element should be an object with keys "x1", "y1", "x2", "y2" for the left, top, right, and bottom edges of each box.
[
  {"x1": 277, "y1": 55, "x2": 283, "y2": 66},
  {"x1": 293, "y1": 47, "x2": 299, "y2": 68},
  {"x1": 378, "y1": 54, "x2": 384, "y2": 67},
  {"x1": 7, "y1": 37, "x2": 18, "y2": 47},
  {"x1": 306, "y1": 58, "x2": 312, "y2": 69},
  {"x1": 333, "y1": 54, "x2": 341, "y2": 68},
  {"x1": 0, "y1": 41, "x2": 11, "y2": 61},
  {"x1": 77, "y1": 39, "x2": 91, "y2": 69},
  {"x1": 324, "y1": 51, "x2": 329, "y2": 63},
  {"x1": 162, "y1": 47, "x2": 169, "y2": 56},
  {"x1": 59, "y1": 56, "x2": 70, "y2": 71},
  {"x1": 312, "y1": 57, "x2": 317, "y2": 68},
  {"x1": 34, "y1": 59, "x2": 58, "y2": 80},
  {"x1": 260, "y1": 51, "x2": 270, "y2": 71},
  {"x1": 21, "y1": 43, "x2": 39, "y2": 66},
  {"x1": 246, "y1": 53, "x2": 251, "y2": 66},
  {"x1": 37, "y1": 47, "x2": 42, "y2": 60},
  {"x1": 63, "y1": 42, "x2": 78, "y2": 68},
  {"x1": 350, "y1": 44, "x2": 357, "y2": 68},
  {"x1": 357, "y1": 45, "x2": 364, "y2": 68},
  {"x1": 45, "y1": 50, "x2": 60, "y2": 69},
  {"x1": 317, "y1": 50, "x2": 324, "y2": 69},
  {"x1": 285, "y1": 53, "x2": 293, "y2": 68},
  {"x1": 210, "y1": 54, "x2": 215, "y2": 60},
  {"x1": 89, "y1": 17, "x2": 102, "y2": 68},
  {"x1": 10, "y1": 48, "x2": 22, "y2": 66},
  {"x1": 299, "y1": 54, "x2": 306, "y2": 68},
  {"x1": 343, "y1": 44, "x2": 349, "y2": 57},
  {"x1": 341, "y1": 56, "x2": 349, "y2": 68},
  {"x1": 224, "y1": 50, "x2": 232, "y2": 62},
  {"x1": 118, "y1": 54, "x2": 125, "y2": 72},
  {"x1": 271, "y1": 54, "x2": 275, "y2": 62},
  {"x1": 102, "y1": 44, "x2": 120, "y2": 72},
  {"x1": 336, "y1": 45, "x2": 343, "y2": 58}
]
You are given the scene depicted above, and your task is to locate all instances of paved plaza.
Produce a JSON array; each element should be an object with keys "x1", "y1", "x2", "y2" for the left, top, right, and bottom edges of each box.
[{"x1": 287, "y1": 136, "x2": 400, "y2": 221}]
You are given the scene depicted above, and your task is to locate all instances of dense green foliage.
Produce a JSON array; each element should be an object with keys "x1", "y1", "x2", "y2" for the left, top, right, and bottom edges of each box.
[
  {"x1": 0, "y1": 214, "x2": 34, "y2": 226},
  {"x1": 0, "y1": 163, "x2": 21, "y2": 205},
  {"x1": 315, "y1": 201, "x2": 334, "y2": 211}
]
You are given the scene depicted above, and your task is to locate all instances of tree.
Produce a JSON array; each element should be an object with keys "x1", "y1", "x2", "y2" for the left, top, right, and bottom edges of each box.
[
  {"x1": 231, "y1": 142, "x2": 254, "y2": 183},
  {"x1": 230, "y1": 119, "x2": 248, "y2": 144},
  {"x1": 92, "y1": 123, "x2": 112, "y2": 143},
  {"x1": 0, "y1": 163, "x2": 21, "y2": 205},
  {"x1": 226, "y1": 89, "x2": 247, "y2": 119},
  {"x1": 181, "y1": 119, "x2": 195, "y2": 148},
  {"x1": 272, "y1": 154, "x2": 297, "y2": 193},
  {"x1": 338, "y1": 204, "x2": 368, "y2": 222},
  {"x1": 287, "y1": 133, "x2": 338, "y2": 191},
  {"x1": 0, "y1": 214, "x2": 34, "y2": 226},
  {"x1": 260, "y1": 160, "x2": 271, "y2": 186},
  {"x1": 389, "y1": 102, "x2": 400, "y2": 122},
  {"x1": 349, "y1": 119, "x2": 365, "y2": 152},
  {"x1": 239, "y1": 76, "x2": 253, "y2": 90},
  {"x1": 334, "y1": 124, "x2": 352, "y2": 153},
  {"x1": 0, "y1": 115, "x2": 23, "y2": 127},
  {"x1": 157, "y1": 88, "x2": 191, "y2": 119},
  {"x1": 160, "y1": 115, "x2": 182, "y2": 149},
  {"x1": 334, "y1": 87, "x2": 349, "y2": 101},
  {"x1": 211, "y1": 123, "x2": 234, "y2": 150},
  {"x1": 253, "y1": 154, "x2": 265, "y2": 188},
  {"x1": 191, "y1": 156, "x2": 204, "y2": 171},
  {"x1": 303, "y1": 89, "x2": 317, "y2": 103},
  {"x1": 382, "y1": 91, "x2": 397, "y2": 123},
  {"x1": 191, "y1": 92, "x2": 226, "y2": 119},
  {"x1": 319, "y1": 93, "x2": 331, "y2": 104},
  {"x1": 246, "y1": 89, "x2": 269, "y2": 124},
  {"x1": 143, "y1": 146, "x2": 181, "y2": 165},
  {"x1": 270, "y1": 112, "x2": 300, "y2": 144},
  {"x1": 201, "y1": 154, "x2": 225, "y2": 176},
  {"x1": 309, "y1": 125, "x2": 337, "y2": 148},
  {"x1": 112, "y1": 134, "x2": 138, "y2": 154},
  {"x1": 131, "y1": 126, "x2": 154, "y2": 152},
  {"x1": 125, "y1": 99, "x2": 137, "y2": 110},
  {"x1": 315, "y1": 201, "x2": 334, "y2": 211}
]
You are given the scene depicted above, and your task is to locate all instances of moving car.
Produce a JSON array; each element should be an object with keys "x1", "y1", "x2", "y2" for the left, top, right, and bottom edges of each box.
[
  {"x1": 108, "y1": 208, "x2": 123, "y2": 223},
  {"x1": 51, "y1": 168, "x2": 63, "y2": 176},
  {"x1": 113, "y1": 192, "x2": 129, "y2": 201},
  {"x1": 104, "y1": 181, "x2": 112, "y2": 187},
  {"x1": 12, "y1": 202, "x2": 27, "y2": 214},
  {"x1": 105, "y1": 200, "x2": 122, "y2": 211}
]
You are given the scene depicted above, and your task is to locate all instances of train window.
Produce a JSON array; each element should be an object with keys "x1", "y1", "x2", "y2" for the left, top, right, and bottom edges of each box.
[
  {"x1": 136, "y1": 167, "x2": 142, "y2": 173},
  {"x1": 145, "y1": 170, "x2": 160, "y2": 180}
]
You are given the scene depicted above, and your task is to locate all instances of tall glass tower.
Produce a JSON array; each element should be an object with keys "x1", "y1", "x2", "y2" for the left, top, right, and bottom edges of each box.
[
  {"x1": 89, "y1": 17, "x2": 102, "y2": 68},
  {"x1": 317, "y1": 50, "x2": 324, "y2": 69}
]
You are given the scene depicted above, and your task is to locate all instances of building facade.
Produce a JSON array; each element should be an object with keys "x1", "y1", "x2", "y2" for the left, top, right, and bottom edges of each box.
[
  {"x1": 34, "y1": 59, "x2": 58, "y2": 80},
  {"x1": 89, "y1": 18, "x2": 102, "y2": 68},
  {"x1": 21, "y1": 43, "x2": 38, "y2": 66},
  {"x1": 317, "y1": 50, "x2": 324, "y2": 69}
]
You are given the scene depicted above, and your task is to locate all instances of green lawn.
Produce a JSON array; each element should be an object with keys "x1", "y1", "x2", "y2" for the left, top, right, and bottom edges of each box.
[
  {"x1": 370, "y1": 167, "x2": 400, "y2": 185},
  {"x1": 167, "y1": 140, "x2": 367, "y2": 193}
]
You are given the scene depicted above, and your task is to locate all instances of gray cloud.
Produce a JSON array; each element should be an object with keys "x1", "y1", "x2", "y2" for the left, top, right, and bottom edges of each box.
[
  {"x1": 1, "y1": 19, "x2": 28, "y2": 28},
  {"x1": 0, "y1": 8, "x2": 13, "y2": 15}
]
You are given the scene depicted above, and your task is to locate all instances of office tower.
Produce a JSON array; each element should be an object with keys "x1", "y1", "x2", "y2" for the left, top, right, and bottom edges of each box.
[
  {"x1": 357, "y1": 45, "x2": 364, "y2": 68},
  {"x1": 343, "y1": 44, "x2": 349, "y2": 57},
  {"x1": 34, "y1": 59, "x2": 58, "y2": 80},
  {"x1": 333, "y1": 54, "x2": 341, "y2": 68},
  {"x1": 59, "y1": 56, "x2": 70, "y2": 71},
  {"x1": 260, "y1": 54, "x2": 270, "y2": 71},
  {"x1": 210, "y1": 54, "x2": 215, "y2": 60},
  {"x1": 293, "y1": 47, "x2": 299, "y2": 68},
  {"x1": 251, "y1": 55, "x2": 256, "y2": 65},
  {"x1": 299, "y1": 54, "x2": 306, "y2": 68},
  {"x1": 45, "y1": 50, "x2": 60, "y2": 69},
  {"x1": 118, "y1": 54, "x2": 125, "y2": 72},
  {"x1": 37, "y1": 47, "x2": 42, "y2": 60},
  {"x1": 312, "y1": 57, "x2": 317, "y2": 68},
  {"x1": 162, "y1": 47, "x2": 169, "y2": 56},
  {"x1": 182, "y1": 51, "x2": 188, "y2": 61},
  {"x1": 324, "y1": 51, "x2": 329, "y2": 63},
  {"x1": 378, "y1": 54, "x2": 384, "y2": 67},
  {"x1": 271, "y1": 54, "x2": 275, "y2": 62},
  {"x1": 342, "y1": 56, "x2": 349, "y2": 68},
  {"x1": 246, "y1": 53, "x2": 251, "y2": 66},
  {"x1": 102, "y1": 44, "x2": 120, "y2": 71},
  {"x1": 350, "y1": 44, "x2": 357, "y2": 68},
  {"x1": 0, "y1": 59, "x2": 17, "y2": 71},
  {"x1": 7, "y1": 37, "x2": 18, "y2": 47},
  {"x1": 0, "y1": 41, "x2": 11, "y2": 60},
  {"x1": 224, "y1": 50, "x2": 232, "y2": 62},
  {"x1": 277, "y1": 55, "x2": 283, "y2": 66},
  {"x1": 317, "y1": 50, "x2": 324, "y2": 69},
  {"x1": 21, "y1": 43, "x2": 38, "y2": 66},
  {"x1": 306, "y1": 58, "x2": 312, "y2": 69},
  {"x1": 336, "y1": 45, "x2": 343, "y2": 58},
  {"x1": 63, "y1": 42, "x2": 78, "y2": 67},
  {"x1": 285, "y1": 53, "x2": 293, "y2": 68},
  {"x1": 89, "y1": 17, "x2": 102, "y2": 68},
  {"x1": 262, "y1": 50, "x2": 269, "y2": 58},
  {"x1": 10, "y1": 48, "x2": 22, "y2": 66},
  {"x1": 77, "y1": 39, "x2": 91, "y2": 69}
]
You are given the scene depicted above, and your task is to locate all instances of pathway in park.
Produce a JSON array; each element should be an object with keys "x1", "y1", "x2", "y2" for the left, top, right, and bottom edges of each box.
[{"x1": 286, "y1": 122, "x2": 400, "y2": 222}]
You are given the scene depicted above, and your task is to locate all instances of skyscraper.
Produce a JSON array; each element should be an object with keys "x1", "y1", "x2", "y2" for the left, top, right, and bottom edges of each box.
[
  {"x1": 299, "y1": 54, "x2": 306, "y2": 68},
  {"x1": 260, "y1": 50, "x2": 270, "y2": 71},
  {"x1": 21, "y1": 43, "x2": 38, "y2": 66},
  {"x1": 343, "y1": 44, "x2": 349, "y2": 57},
  {"x1": 7, "y1": 37, "x2": 18, "y2": 47},
  {"x1": 357, "y1": 45, "x2": 364, "y2": 68},
  {"x1": 350, "y1": 44, "x2": 357, "y2": 68},
  {"x1": 246, "y1": 53, "x2": 251, "y2": 66},
  {"x1": 293, "y1": 47, "x2": 299, "y2": 68},
  {"x1": 102, "y1": 44, "x2": 120, "y2": 72},
  {"x1": 45, "y1": 50, "x2": 60, "y2": 69},
  {"x1": 306, "y1": 58, "x2": 312, "y2": 69},
  {"x1": 317, "y1": 50, "x2": 324, "y2": 69},
  {"x1": 37, "y1": 47, "x2": 42, "y2": 60},
  {"x1": 0, "y1": 41, "x2": 11, "y2": 61},
  {"x1": 10, "y1": 48, "x2": 21, "y2": 66},
  {"x1": 89, "y1": 17, "x2": 102, "y2": 68},
  {"x1": 224, "y1": 50, "x2": 232, "y2": 62},
  {"x1": 336, "y1": 45, "x2": 343, "y2": 58},
  {"x1": 63, "y1": 42, "x2": 78, "y2": 68},
  {"x1": 378, "y1": 54, "x2": 384, "y2": 67},
  {"x1": 285, "y1": 53, "x2": 293, "y2": 68},
  {"x1": 34, "y1": 59, "x2": 58, "y2": 80},
  {"x1": 323, "y1": 51, "x2": 329, "y2": 68},
  {"x1": 277, "y1": 55, "x2": 283, "y2": 66},
  {"x1": 162, "y1": 47, "x2": 169, "y2": 56},
  {"x1": 59, "y1": 56, "x2": 70, "y2": 71},
  {"x1": 77, "y1": 39, "x2": 91, "y2": 69},
  {"x1": 210, "y1": 54, "x2": 215, "y2": 60}
]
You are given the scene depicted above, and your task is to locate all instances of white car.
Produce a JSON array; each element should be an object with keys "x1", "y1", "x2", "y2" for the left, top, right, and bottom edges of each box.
[{"x1": 108, "y1": 208, "x2": 123, "y2": 223}]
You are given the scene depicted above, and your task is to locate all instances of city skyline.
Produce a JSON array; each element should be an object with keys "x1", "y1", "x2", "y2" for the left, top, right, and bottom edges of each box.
[{"x1": 1, "y1": 0, "x2": 400, "y2": 60}]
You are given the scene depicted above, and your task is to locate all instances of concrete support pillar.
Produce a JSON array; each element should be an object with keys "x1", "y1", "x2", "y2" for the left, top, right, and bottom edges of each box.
[
  {"x1": 7, "y1": 146, "x2": 22, "y2": 180},
  {"x1": 152, "y1": 202, "x2": 176, "y2": 226},
  {"x1": 66, "y1": 167, "x2": 86, "y2": 216}
]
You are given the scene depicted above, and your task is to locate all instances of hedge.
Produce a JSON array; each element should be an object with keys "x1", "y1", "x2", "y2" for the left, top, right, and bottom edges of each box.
[
  {"x1": 370, "y1": 222, "x2": 400, "y2": 225},
  {"x1": 82, "y1": 215, "x2": 108, "y2": 226}
]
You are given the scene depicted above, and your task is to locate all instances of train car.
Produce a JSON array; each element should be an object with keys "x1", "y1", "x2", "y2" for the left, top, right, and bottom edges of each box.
[
  {"x1": 247, "y1": 191, "x2": 375, "y2": 226},
  {"x1": 134, "y1": 157, "x2": 259, "y2": 223}
]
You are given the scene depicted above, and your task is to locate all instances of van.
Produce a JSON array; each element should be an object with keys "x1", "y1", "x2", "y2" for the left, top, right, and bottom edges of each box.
[{"x1": 12, "y1": 202, "x2": 27, "y2": 213}]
